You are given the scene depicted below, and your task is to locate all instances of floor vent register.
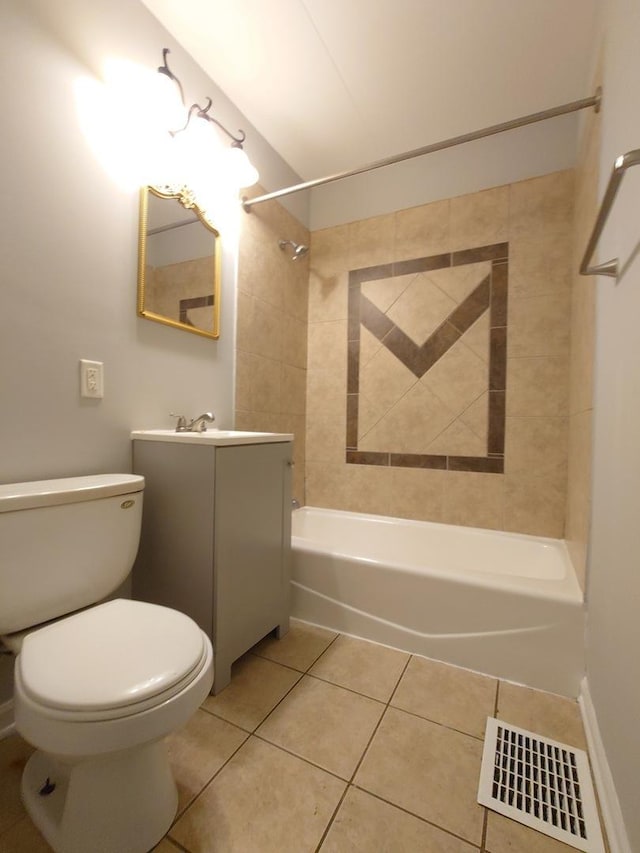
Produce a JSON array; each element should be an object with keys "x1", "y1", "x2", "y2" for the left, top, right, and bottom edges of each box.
[{"x1": 478, "y1": 718, "x2": 605, "y2": 853}]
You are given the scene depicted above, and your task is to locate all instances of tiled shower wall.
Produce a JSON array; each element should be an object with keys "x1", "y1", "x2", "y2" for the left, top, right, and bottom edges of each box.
[
  {"x1": 306, "y1": 171, "x2": 574, "y2": 538},
  {"x1": 235, "y1": 192, "x2": 309, "y2": 502}
]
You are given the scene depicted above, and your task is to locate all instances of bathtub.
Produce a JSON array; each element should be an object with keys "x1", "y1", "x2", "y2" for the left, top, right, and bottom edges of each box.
[{"x1": 291, "y1": 507, "x2": 585, "y2": 697}]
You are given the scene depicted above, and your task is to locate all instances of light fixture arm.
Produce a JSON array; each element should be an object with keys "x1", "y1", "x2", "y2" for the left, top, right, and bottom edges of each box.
[
  {"x1": 157, "y1": 48, "x2": 185, "y2": 108},
  {"x1": 195, "y1": 97, "x2": 247, "y2": 146}
]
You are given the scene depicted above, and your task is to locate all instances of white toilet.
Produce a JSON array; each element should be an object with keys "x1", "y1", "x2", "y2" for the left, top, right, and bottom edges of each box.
[{"x1": 0, "y1": 474, "x2": 213, "y2": 853}]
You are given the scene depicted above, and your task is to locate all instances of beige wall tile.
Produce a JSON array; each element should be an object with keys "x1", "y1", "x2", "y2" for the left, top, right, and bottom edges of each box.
[
  {"x1": 359, "y1": 383, "x2": 455, "y2": 454},
  {"x1": 509, "y1": 170, "x2": 574, "y2": 243},
  {"x1": 359, "y1": 347, "x2": 417, "y2": 415},
  {"x1": 429, "y1": 261, "x2": 492, "y2": 304},
  {"x1": 305, "y1": 460, "x2": 349, "y2": 509},
  {"x1": 426, "y1": 419, "x2": 486, "y2": 456},
  {"x1": 388, "y1": 467, "x2": 446, "y2": 522},
  {"x1": 422, "y1": 339, "x2": 488, "y2": 416},
  {"x1": 282, "y1": 314, "x2": 307, "y2": 369},
  {"x1": 459, "y1": 391, "x2": 489, "y2": 443},
  {"x1": 348, "y1": 212, "x2": 396, "y2": 268},
  {"x1": 509, "y1": 233, "x2": 572, "y2": 299},
  {"x1": 236, "y1": 194, "x2": 309, "y2": 504},
  {"x1": 342, "y1": 463, "x2": 392, "y2": 516},
  {"x1": 362, "y1": 273, "x2": 412, "y2": 313},
  {"x1": 308, "y1": 269, "x2": 349, "y2": 323},
  {"x1": 306, "y1": 405, "x2": 346, "y2": 464},
  {"x1": 250, "y1": 354, "x2": 282, "y2": 414},
  {"x1": 506, "y1": 356, "x2": 569, "y2": 417},
  {"x1": 310, "y1": 223, "x2": 349, "y2": 277},
  {"x1": 387, "y1": 273, "x2": 457, "y2": 344},
  {"x1": 307, "y1": 320, "x2": 347, "y2": 373},
  {"x1": 443, "y1": 472, "x2": 504, "y2": 530},
  {"x1": 394, "y1": 198, "x2": 450, "y2": 259},
  {"x1": 508, "y1": 291, "x2": 571, "y2": 358},
  {"x1": 304, "y1": 169, "x2": 576, "y2": 538},
  {"x1": 505, "y1": 416, "x2": 568, "y2": 479},
  {"x1": 281, "y1": 364, "x2": 306, "y2": 415},
  {"x1": 568, "y1": 276, "x2": 596, "y2": 416},
  {"x1": 450, "y1": 185, "x2": 509, "y2": 251},
  {"x1": 504, "y1": 472, "x2": 567, "y2": 538}
]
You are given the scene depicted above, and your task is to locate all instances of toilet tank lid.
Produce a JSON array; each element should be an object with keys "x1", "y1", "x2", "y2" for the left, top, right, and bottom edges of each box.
[{"x1": 0, "y1": 474, "x2": 144, "y2": 512}]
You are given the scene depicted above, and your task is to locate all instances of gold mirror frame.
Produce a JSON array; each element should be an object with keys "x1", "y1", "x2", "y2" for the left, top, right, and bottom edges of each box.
[{"x1": 137, "y1": 186, "x2": 221, "y2": 339}]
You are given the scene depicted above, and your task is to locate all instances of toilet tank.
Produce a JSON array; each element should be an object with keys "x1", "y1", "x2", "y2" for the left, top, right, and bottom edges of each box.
[{"x1": 0, "y1": 474, "x2": 144, "y2": 635}]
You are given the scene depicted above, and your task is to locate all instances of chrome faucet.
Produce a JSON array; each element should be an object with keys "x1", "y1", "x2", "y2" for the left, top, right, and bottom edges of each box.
[
  {"x1": 170, "y1": 412, "x2": 216, "y2": 432},
  {"x1": 188, "y1": 412, "x2": 215, "y2": 432}
]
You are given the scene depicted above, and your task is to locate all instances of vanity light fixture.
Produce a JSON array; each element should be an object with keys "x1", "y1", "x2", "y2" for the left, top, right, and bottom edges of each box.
[{"x1": 158, "y1": 48, "x2": 259, "y2": 189}]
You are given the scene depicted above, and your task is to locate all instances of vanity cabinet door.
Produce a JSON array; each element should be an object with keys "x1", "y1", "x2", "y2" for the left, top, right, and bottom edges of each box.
[{"x1": 212, "y1": 442, "x2": 292, "y2": 670}]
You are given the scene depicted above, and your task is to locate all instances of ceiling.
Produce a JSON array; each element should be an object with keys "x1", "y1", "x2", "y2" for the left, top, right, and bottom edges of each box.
[{"x1": 141, "y1": 0, "x2": 599, "y2": 183}]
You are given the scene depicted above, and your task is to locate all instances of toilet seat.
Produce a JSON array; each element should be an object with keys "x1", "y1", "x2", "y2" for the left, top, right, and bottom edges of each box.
[{"x1": 17, "y1": 599, "x2": 207, "y2": 721}]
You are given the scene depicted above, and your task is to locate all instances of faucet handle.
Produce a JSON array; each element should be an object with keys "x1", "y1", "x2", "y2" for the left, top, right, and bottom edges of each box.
[{"x1": 169, "y1": 412, "x2": 188, "y2": 432}]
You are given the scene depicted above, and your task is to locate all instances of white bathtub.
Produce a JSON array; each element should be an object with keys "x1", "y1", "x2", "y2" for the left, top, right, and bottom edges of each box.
[{"x1": 291, "y1": 507, "x2": 585, "y2": 697}]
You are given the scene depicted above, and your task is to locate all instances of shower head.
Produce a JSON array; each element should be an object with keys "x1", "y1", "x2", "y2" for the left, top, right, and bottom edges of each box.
[{"x1": 278, "y1": 239, "x2": 309, "y2": 261}]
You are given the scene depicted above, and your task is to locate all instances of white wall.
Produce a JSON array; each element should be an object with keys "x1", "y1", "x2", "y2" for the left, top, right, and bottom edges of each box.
[
  {"x1": 586, "y1": 0, "x2": 640, "y2": 849},
  {"x1": 309, "y1": 108, "x2": 586, "y2": 230},
  {"x1": 0, "y1": 0, "x2": 303, "y2": 486},
  {"x1": 0, "y1": 0, "x2": 303, "y2": 706}
]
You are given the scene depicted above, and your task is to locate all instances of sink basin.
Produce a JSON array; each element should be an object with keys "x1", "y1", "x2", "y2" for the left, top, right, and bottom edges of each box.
[{"x1": 131, "y1": 429, "x2": 293, "y2": 446}]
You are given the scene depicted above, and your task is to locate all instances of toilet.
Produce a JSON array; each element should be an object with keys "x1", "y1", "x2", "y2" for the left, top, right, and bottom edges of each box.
[{"x1": 0, "y1": 474, "x2": 213, "y2": 853}]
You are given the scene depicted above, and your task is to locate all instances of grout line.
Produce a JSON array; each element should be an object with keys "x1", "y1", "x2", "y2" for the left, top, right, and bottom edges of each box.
[
  {"x1": 165, "y1": 836, "x2": 190, "y2": 852},
  {"x1": 349, "y1": 783, "x2": 484, "y2": 850},
  {"x1": 314, "y1": 783, "x2": 350, "y2": 852}
]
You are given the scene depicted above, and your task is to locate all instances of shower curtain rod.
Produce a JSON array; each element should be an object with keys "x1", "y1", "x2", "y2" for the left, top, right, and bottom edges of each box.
[{"x1": 242, "y1": 89, "x2": 601, "y2": 211}]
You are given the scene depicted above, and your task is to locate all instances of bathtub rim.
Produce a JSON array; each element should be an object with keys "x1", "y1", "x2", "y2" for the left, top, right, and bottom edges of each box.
[{"x1": 292, "y1": 505, "x2": 584, "y2": 606}]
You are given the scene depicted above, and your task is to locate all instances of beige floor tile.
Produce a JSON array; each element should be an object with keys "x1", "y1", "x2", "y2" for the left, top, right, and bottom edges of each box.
[
  {"x1": 257, "y1": 675, "x2": 385, "y2": 779},
  {"x1": 170, "y1": 736, "x2": 345, "y2": 853},
  {"x1": 0, "y1": 735, "x2": 33, "y2": 836},
  {"x1": 391, "y1": 656, "x2": 497, "y2": 738},
  {"x1": 0, "y1": 816, "x2": 52, "y2": 852},
  {"x1": 320, "y1": 786, "x2": 478, "y2": 852},
  {"x1": 497, "y1": 682, "x2": 587, "y2": 749},
  {"x1": 202, "y1": 654, "x2": 301, "y2": 731},
  {"x1": 309, "y1": 635, "x2": 409, "y2": 702},
  {"x1": 355, "y1": 707, "x2": 485, "y2": 845},
  {"x1": 485, "y1": 811, "x2": 578, "y2": 852},
  {"x1": 252, "y1": 618, "x2": 338, "y2": 671},
  {"x1": 167, "y1": 708, "x2": 248, "y2": 813}
]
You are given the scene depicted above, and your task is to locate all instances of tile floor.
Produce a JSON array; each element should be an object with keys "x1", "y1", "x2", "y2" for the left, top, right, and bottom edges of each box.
[{"x1": 0, "y1": 620, "x2": 606, "y2": 853}]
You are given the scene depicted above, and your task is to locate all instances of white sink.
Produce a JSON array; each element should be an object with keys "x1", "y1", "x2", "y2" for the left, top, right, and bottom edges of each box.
[{"x1": 131, "y1": 429, "x2": 293, "y2": 446}]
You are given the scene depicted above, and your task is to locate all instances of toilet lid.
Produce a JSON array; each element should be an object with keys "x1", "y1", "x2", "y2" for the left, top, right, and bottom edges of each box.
[{"x1": 17, "y1": 599, "x2": 207, "y2": 712}]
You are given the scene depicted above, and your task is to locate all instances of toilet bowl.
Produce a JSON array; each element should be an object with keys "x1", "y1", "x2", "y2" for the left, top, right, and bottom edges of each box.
[
  {"x1": 13, "y1": 599, "x2": 213, "y2": 853},
  {"x1": 0, "y1": 474, "x2": 215, "y2": 853}
]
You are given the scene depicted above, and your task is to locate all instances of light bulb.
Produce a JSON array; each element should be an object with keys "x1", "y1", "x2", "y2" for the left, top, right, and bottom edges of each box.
[{"x1": 227, "y1": 145, "x2": 259, "y2": 188}]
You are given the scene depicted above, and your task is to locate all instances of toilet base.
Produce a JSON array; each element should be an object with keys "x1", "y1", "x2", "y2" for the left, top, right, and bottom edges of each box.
[{"x1": 22, "y1": 740, "x2": 178, "y2": 853}]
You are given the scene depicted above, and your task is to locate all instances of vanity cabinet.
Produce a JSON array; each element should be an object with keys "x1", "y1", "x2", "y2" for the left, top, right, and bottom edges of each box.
[{"x1": 131, "y1": 433, "x2": 292, "y2": 694}]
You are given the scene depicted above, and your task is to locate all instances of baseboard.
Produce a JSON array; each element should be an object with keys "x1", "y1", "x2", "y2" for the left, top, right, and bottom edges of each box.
[
  {"x1": 0, "y1": 698, "x2": 15, "y2": 740},
  {"x1": 579, "y1": 677, "x2": 632, "y2": 853}
]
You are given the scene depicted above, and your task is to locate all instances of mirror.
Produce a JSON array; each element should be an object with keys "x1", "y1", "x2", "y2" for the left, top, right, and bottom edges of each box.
[{"x1": 137, "y1": 186, "x2": 221, "y2": 339}]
